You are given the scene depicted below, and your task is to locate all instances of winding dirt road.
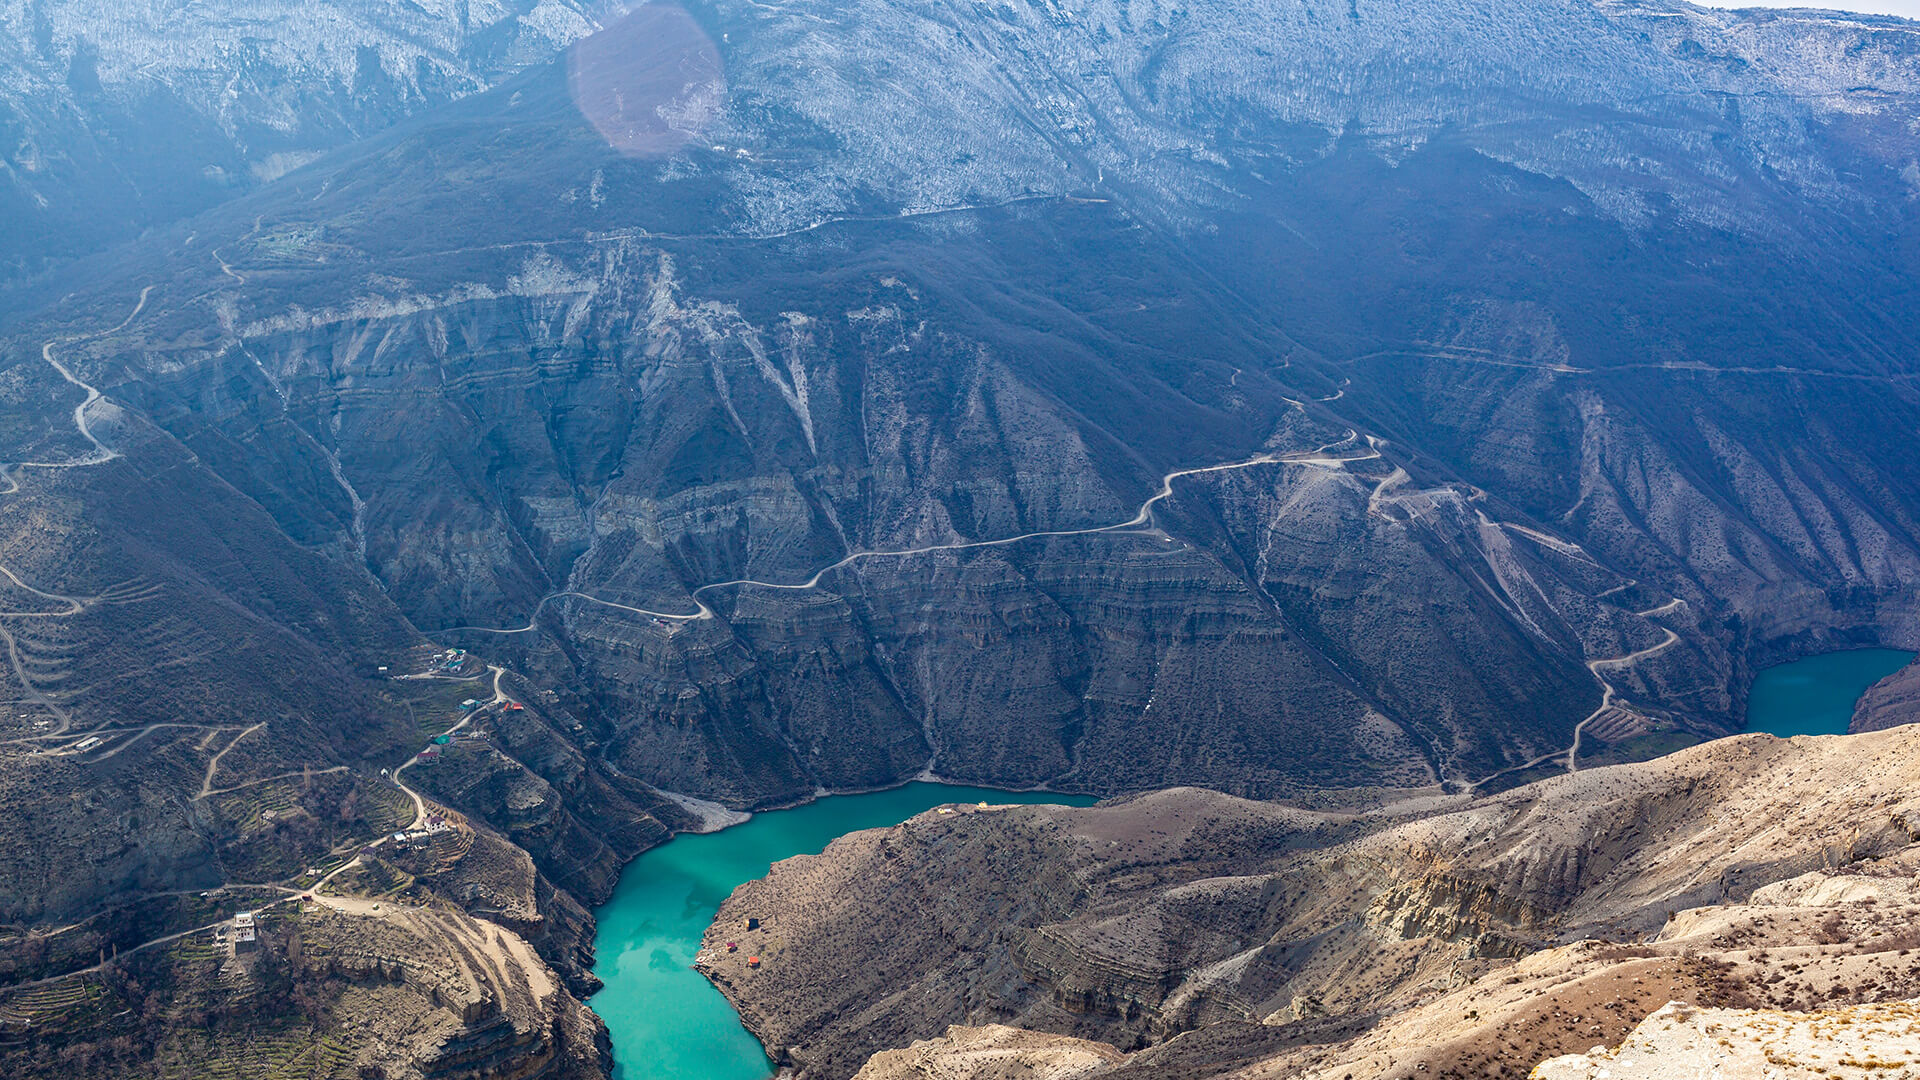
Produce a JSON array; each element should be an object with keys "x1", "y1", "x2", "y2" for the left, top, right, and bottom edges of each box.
[
  {"x1": 439, "y1": 441, "x2": 1384, "y2": 635},
  {"x1": 387, "y1": 666, "x2": 507, "y2": 829},
  {"x1": 1468, "y1": 619, "x2": 1685, "y2": 791},
  {"x1": 0, "y1": 287, "x2": 157, "y2": 737},
  {"x1": 22, "y1": 284, "x2": 151, "y2": 468}
]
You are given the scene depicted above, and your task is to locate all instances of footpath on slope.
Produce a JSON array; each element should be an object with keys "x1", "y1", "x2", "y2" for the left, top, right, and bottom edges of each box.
[{"x1": 437, "y1": 438, "x2": 1390, "y2": 634}]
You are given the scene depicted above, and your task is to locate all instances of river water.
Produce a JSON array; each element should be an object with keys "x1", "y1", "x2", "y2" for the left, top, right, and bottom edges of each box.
[
  {"x1": 588, "y1": 782, "x2": 1097, "y2": 1080},
  {"x1": 1744, "y1": 647, "x2": 1915, "y2": 737},
  {"x1": 585, "y1": 651, "x2": 1914, "y2": 1077}
]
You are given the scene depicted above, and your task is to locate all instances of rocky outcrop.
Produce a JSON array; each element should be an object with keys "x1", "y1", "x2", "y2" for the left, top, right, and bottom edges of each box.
[
  {"x1": 824, "y1": 877, "x2": 1920, "y2": 1080},
  {"x1": 1852, "y1": 656, "x2": 1920, "y2": 733},
  {"x1": 1533, "y1": 999, "x2": 1920, "y2": 1080},
  {"x1": 852, "y1": 1025, "x2": 1125, "y2": 1080},
  {"x1": 0, "y1": 899, "x2": 609, "y2": 1080},
  {"x1": 701, "y1": 727, "x2": 1920, "y2": 1078},
  {"x1": 406, "y1": 685, "x2": 689, "y2": 904}
]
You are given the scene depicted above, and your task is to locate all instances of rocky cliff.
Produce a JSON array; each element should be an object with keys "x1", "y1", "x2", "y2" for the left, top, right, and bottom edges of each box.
[
  {"x1": 2, "y1": 0, "x2": 1918, "y2": 824},
  {"x1": 700, "y1": 726, "x2": 1920, "y2": 1078},
  {"x1": 1534, "y1": 999, "x2": 1920, "y2": 1080},
  {"x1": 1852, "y1": 656, "x2": 1920, "y2": 734},
  {"x1": 7, "y1": 0, "x2": 1917, "y2": 808},
  {"x1": 0, "y1": 893, "x2": 611, "y2": 1079},
  {"x1": 2, "y1": 0, "x2": 1920, "y2": 1072}
]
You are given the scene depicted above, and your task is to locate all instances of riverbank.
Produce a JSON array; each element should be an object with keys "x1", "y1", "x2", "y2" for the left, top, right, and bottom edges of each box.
[{"x1": 587, "y1": 782, "x2": 1098, "y2": 1080}]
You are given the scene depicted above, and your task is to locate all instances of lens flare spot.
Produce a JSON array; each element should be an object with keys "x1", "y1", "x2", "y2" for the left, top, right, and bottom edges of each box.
[{"x1": 568, "y1": 4, "x2": 725, "y2": 157}]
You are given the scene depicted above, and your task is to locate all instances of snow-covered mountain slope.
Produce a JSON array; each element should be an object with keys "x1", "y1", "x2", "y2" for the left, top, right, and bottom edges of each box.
[
  {"x1": 0, "y1": 0, "x2": 627, "y2": 281},
  {"x1": 6, "y1": 0, "x2": 1919, "y2": 283},
  {"x1": 685, "y1": 0, "x2": 1920, "y2": 237}
]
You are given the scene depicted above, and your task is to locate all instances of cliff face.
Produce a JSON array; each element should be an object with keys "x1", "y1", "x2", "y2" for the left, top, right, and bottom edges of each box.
[
  {"x1": 0, "y1": 895, "x2": 612, "y2": 1080},
  {"x1": 1852, "y1": 657, "x2": 1920, "y2": 734},
  {"x1": 699, "y1": 727, "x2": 1920, "y2": 1078},
  {"x1": 44, "y1": 199, "x2": 1920, "y2": 806},
  {"x1": 2, "y1": 0, "x2": 1920, "y2": 1071},
  {"x1": 4, "y1": 0, "x2": 1920, "y2": 813}
]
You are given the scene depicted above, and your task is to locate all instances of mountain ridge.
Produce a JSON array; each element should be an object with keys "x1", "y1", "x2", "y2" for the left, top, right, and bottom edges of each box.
[
  {"x1": 703, "y1": 726, "x2": 1920, "y2": 1078},
  {"x1": 2, "y1": 0, "x2": 1920, "y2": 1075}
]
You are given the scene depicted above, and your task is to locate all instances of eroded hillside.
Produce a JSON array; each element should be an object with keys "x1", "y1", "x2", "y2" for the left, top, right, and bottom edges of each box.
[
  {"x1": 5, "y1": 0, "x2": 1916, "y2": 808},
  {"x1": 1, "y1": 0, "x2": 1919, "y2": 1076},
  {"x1": 701, "y1": 727, "x2": 1920, "y2": 1078}
]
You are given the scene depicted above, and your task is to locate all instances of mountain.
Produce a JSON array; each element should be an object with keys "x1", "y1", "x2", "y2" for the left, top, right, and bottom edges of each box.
[
  {"x1": 703, "y1": 726, "x2": 1920, "y2": 1078},
  {"x1": 7, "y1": 0, "x2": 1920, "y2": 809},
  {"x1": 1, "y1": 0, "x2": 1919, "y2": 1075},
  {"x1": 0, "y1": 0, "x2": 626, "y2": 284}
]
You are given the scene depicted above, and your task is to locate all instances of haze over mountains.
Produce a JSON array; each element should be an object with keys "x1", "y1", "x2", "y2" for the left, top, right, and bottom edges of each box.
[
  {"x1": 0, "y1": 0, "x2": 634, "y2": 284},
  {"x1": 1, "y1": 0, "x2": 1919, "y2": 1076}
]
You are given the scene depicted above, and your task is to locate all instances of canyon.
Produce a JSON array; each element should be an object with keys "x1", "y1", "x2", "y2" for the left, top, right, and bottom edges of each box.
[
  {"x1": 0, "y1": 0, "x2": 1917, "y2": 1075},
  {"x1": 711, "y1": 725, "x2": 1920, "y2": 1078}
]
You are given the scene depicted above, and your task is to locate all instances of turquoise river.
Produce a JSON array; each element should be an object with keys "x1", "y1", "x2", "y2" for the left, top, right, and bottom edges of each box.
[
  {"x1": 586, "y1": 650, "x2": 1914, "y2": 1078},
  {"x1": 1744, "y1": 647, "x2": 1915, "y2": 738},
  {"x1": 589, "y1": 782, "x2": 1097, "y2": 1080}
]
